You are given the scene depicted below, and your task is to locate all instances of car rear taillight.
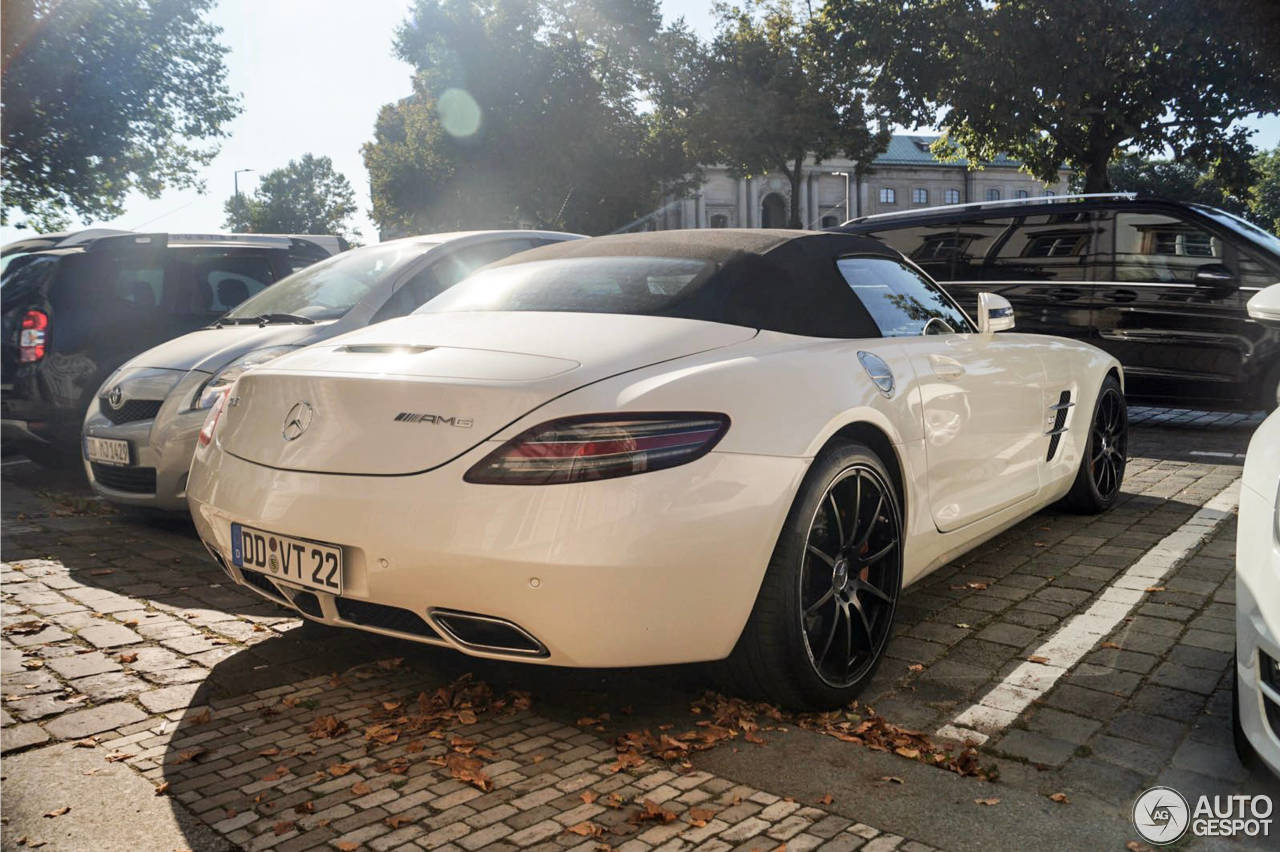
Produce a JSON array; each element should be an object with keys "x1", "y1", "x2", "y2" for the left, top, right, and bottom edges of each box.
[
  {"x1": 198, "y1": 388, "x2": 230, "y2": 447},
  {"x1": 18, "y1": 310, "x2": 48, "y2": 363},
  {"x1": 464, "y1": 413, "x2": 729, "y2": 485}
]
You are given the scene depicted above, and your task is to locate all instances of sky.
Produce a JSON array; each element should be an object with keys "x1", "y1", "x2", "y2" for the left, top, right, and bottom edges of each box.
[{"x1": 2, "y1": 0, "x2": 1276, "y2": 246}]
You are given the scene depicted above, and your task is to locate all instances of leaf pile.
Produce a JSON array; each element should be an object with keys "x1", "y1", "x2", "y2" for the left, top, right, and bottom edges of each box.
[{"x1": 604, "y1": 691, "x2": 997, "y2": 782}]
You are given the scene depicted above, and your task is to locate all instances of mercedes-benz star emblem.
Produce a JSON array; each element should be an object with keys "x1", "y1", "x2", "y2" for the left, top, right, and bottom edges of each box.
[
  {"x1": 282, "y1": 402, "x2": 313, "y2": 441},
  {"x1": 107, "y1": 385, "x2": 124, "y2": 409}
]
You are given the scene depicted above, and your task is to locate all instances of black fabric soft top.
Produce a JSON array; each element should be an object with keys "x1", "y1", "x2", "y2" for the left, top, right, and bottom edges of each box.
[{"x1": 484, "y1": 229, "x2": 900, "y2": 339}]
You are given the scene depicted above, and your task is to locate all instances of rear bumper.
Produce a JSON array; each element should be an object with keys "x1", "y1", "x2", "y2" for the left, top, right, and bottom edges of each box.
[
  {"x1": 187, "y1": 440, "x2": 808, "y2": 668},
  {"x1": 1236, "y1": 479, "x2": 1280, "y2": 777}
]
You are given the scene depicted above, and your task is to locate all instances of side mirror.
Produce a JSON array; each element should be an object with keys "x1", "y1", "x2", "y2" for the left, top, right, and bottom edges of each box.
[
  {"x1": 1247, "y1": 283, "x2": 1280, "y2": 329},
  {"x1": 978, "y1": 292, "x2": 1015, "y2": 334},
  {"x1": 1194, "y1": 263, "x2": 1237, "y2": 294}
]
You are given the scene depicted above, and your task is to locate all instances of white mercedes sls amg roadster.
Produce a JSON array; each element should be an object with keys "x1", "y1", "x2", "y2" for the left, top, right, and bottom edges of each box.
[{"x1": 188, "y1": 230, "x2": 1126, "y2": 709}]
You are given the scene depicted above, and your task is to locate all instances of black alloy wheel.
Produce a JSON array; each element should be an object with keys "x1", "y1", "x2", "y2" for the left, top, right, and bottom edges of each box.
[
  {"x1": 1062, "y1": 374, "x2": 1127, "y2": 514},
  {"x1": 799, "y1": 465, "x2": 901, "y2": 688}
]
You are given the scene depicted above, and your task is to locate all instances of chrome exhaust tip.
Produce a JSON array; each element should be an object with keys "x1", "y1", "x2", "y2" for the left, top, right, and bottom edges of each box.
[{"x1": 429, "y1": 609, "x2": 548, "y2": 658}]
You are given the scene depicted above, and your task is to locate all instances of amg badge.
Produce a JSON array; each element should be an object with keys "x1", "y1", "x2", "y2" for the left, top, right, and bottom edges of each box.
[{"x1": 394, "y1": 412, "x2": 473, "y2": 428}]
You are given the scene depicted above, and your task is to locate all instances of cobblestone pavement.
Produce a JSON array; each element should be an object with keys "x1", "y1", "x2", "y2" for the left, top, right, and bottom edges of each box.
[{"x1": 1, "y1": 407, "x2": 1275, "y2": 852}]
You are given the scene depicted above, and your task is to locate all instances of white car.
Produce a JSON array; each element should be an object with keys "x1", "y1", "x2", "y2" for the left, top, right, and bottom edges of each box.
[
  {"x1": 187, "y1": 230, "x2": 1125, "y2": 709},
  {"x1": 1235, "y1": 282, "x2": 1280, "y2": 776},
  {"x1": 81, "y1": 231, "x2": 580, "y2": 510}
]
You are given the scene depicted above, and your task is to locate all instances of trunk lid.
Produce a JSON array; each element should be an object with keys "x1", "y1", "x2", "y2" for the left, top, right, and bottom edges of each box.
[{"x1": 217, "y1": 311, "x2": 755, "y2": 475}]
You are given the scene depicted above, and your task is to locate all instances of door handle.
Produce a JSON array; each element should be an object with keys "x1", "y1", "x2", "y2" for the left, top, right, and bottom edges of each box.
[
  {"x1": 1104, "y1": 289, "x2": 1138, "y2": 303},
  {"x1": 928, "y1": 354, "x2": 966, "y2": 379},
  {"x1": 1049, "y1": 287, "x2": 1082, "y2": 301}
]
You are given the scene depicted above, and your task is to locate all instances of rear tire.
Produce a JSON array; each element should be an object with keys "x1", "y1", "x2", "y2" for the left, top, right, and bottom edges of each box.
[
  {"x1": 723, "y1": 440, "x2": 903, "y2": 710},
  {"x1": 1061, "y1": 375, "x2": 1127, "y2": 514}
]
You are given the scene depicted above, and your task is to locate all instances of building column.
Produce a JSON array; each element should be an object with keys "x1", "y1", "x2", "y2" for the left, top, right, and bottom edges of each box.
[
  {"x1": 736, "y1": 178, "x2": 747, "y2": 228},
  {"x1": 682, "y1": 198, "x2": 695, "y2": 229},
  {"x1": 807, "y1": 173, "x2": 818, "y2": 227},
  {"x1": 745, "y1": 178, "x2": 755, "y2": 227},
  {"x1": 695, "y1": 193, "x2": 706, "y2": 229},
  {"x1": 797, "y1": 171, "x2": 809, "y2": 228}
]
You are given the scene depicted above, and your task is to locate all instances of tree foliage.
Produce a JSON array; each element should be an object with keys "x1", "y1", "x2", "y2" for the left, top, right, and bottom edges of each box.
[
  {"x1": 362, "y1": 0, "x2": 702, "y2": 237},
  {"x1": 824, "y1": 0, "x2": 1280, "y2": 193},
  {"x1": 1250, "y1": 148, "x2": 1280, "y2": 236},
  {"x1": 690, "y1": 1, "x2": 891, "y2": 228},
  {"x1": 2, "y1": 0, "x2": 240, "y2": 230},
  {"x1": 222, "y1": 155, "x2": 360, "y2": 241}
]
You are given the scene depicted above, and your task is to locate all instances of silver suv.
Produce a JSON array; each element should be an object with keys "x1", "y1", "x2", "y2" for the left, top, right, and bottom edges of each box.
[{"x1": 81, "y1": 230, "x2": 581, "y2": 510}]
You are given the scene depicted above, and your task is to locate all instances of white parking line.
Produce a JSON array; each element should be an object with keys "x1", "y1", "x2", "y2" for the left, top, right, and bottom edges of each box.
[
  {"x1": 937, "y1": 478, "x2": 1240, "y2": 745},
  {"x1": 1189, "y1": 450, "x2": 1246, "y2": 460}
]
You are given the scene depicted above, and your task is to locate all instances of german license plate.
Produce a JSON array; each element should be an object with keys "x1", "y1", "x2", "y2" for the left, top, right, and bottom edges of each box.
[
  {"x1": 85, "y1": 436, "x2": 130, "y2": 466},
  {"x1": 230, "y1": 523, "x2": 342, "y2": 593}
]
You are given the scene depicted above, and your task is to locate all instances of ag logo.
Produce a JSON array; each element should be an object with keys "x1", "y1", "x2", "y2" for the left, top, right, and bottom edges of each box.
[{"x1": 1133, "y1": 786, "x2": 1189, "y2": 845}]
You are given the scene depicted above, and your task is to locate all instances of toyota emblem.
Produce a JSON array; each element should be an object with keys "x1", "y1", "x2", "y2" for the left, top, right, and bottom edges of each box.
[
  {"x1": 107, "y1": 385, "x2": 124, "y2": 409},
  {"x1": 282, "y1": 402, "x2": 313, "y2": 441}
]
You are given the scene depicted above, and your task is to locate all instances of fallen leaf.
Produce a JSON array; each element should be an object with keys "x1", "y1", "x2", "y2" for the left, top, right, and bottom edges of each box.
[
  {"x1": 272, "y1": 821, "x2": 295, "y2": 836},
  {"x1": 336, "y1": 844, "x2": 359, "y2": 852},
  {"x1": 104, "y1": 752, "x2": 129, "y2": 762},
  {"x1": 351, "y1": 781, "x2": 372, "y2": 796},
  {"x1": 1026, "y1": 655, "x2": 1050, "y2": 665},
  {"x1": 89, "y1": 569, "x2": 113, "y2": 576},
  {"x1": 309, "y1": 715, "x2": 348, "y2": 739},
  {"x1": 580, "y1": 790, "x2": 598, "y2": 804},
  {"x1": 567, "y1": 821, "x2": 603, "y2": 837},
  {"x1": 907, "y1": 663, "x2": 924, "y2": 673},
  {"x1": 260, "y1": 765, "x2": 289, "y2": 782},
  {"x1": 327, "y1": 763, "x2": 354, "y2": 777},
  {"x1": 189, "y1": 708, "x2": 211, "y2": 725},
  {"x1": 630, "y1": 799, "x2": 676, "y2": 825},
  {"x1": 687, "y1": 807, "x2": 716, "y2": 826},
  {"x1": 118, "y1": 653, "x2": 137, "y2": 664},
  {"x1": 381, "y1": 700, "x2": 401, "y2": 712},
  {"x1": 154, "y1": 782, "x2": 170, "y2": 796},
  {"x1": 376, "y1": 657, "x2": 403, "y2": 670},
  {"x1": 894, "y1": 747, "x2": 920, "y2": 760},
  {"x1": 974, "y1": 797, "x2": 1001, "y2": 806},
  {"x1": 457, "y1": 709, "x2": 478, "y2": 725},
  {"x1": 385, "y1": 815, "x2": 414, "y2": 829},
  {"x1": 1100, "y1": 642, "x2": 1121, "y2": 650},
  {"x1": 42, "y1": 807, "x2": 70, "y2": 818},
  {"x1": 880, "y1": 776, "x2": 905, "y2": 785},
  {"x1": 1145, "y1": 586, "x2": 1166, "y2": 593},
  {"x1": 1127, "y1": 842, "x2": 1155, "y2": 852},
  {"x1": 294, "y1": 801, "x2": 315, "y2": 814},
  {"x1": 816, "y1": 793, "x2": 834, "y2": 805},
  {"x1": 956, "y1": 623, "x2": 971, "y2": 629},
  {"x1": 174, "y1": 747, "x2": 206, "y2": 765},
  {"x1": 1049, "y1": 792, "x2": 1069, "y2": 804},
  {"x1": 72, "y1": 738, "x2": 97, "y2": 748},
  {"x1": 21, "y1": 659, "x2": 43, "y2": 670},
  {"x1": 259, "y1": 747, "x2": 280, "y2": 756}
]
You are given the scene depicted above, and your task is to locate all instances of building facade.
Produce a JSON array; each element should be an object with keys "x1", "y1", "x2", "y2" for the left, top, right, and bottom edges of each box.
[{"x1": 651, "y1": 135, "x2": 1071, "y2": 231}]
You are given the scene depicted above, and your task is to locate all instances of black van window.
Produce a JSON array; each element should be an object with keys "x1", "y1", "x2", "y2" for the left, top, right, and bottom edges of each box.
[
  {"x1": 1112, "y1": 211, "x2": 1224, "y2": 283},
  {"x1": 985, "y1": 214, "x2": 1098, "y2": 282},
  {"x1": 837, "y1": 256, "x2": 974, "y2": 337}
]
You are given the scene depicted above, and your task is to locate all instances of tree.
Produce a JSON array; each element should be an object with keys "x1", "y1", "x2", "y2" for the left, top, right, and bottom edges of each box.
[
  {"x1": 2, "y1": 0, "x2": 240, "y2": 230},
  {"x1": 223, "y1": 155, "x2": 360, "y2": 240},
  {"x1": 361, "y1": 0, "x2": 702, "y2": 237},
  {"x1": 691, "y1": 1, "x2": 891, "y2": 228},
  {"x1": 1250, "y1": 148, "x2": 1280, "y2": 235},
  {"x1": 825, "y1": 0, "x2": 1280, "y2": 193}
]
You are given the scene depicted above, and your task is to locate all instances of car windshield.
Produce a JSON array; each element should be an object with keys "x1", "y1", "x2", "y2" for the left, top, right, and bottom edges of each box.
[
  {"x1": 420, "y1": 256, "x2": 712, "y2": 315},
  {"x1": 1191, "y1": 205, "x2": 1280, "y2": 256},
  {"x1": 224, "y1": 241, "x2": 435, "y2": 321}
]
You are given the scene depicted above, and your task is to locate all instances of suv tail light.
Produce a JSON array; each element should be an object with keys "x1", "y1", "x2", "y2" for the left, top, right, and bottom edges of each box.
[
  {"x1": 18, "y1": 310, "x2": 48, "y2": 363},
  {"x1": 198, "y1": 388, "x2": 230, "y2": 447},
  {"x1": 464, "y1": 413, "x2": 729, "y2": 485}
]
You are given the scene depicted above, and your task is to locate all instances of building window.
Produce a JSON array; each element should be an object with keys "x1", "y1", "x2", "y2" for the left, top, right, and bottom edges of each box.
[
  {"x1": 986, "y1": 189, "x2": 1001, "y2": 201},
  {"x1": 944, "y1": 188, "x2": 961, "y2": 204},
  {"x1": 911, "y1": 188, "x2": 928, "y2": 205},
  {"x1": 710, "y1": 214, "x2": 729, "y2": 228},
  {"x1": 821, "y1": 215, "x2": 839, "y2": 228},
  {"x1": 1016, "y1": 190, "x2": 1029, "y2": 199},
  {"x1": 1044, "y1": 190, "x2": 1056, "y2": 197},
  {"x1": 879, "y1": 188, "x2": 896, "y2": 204}
]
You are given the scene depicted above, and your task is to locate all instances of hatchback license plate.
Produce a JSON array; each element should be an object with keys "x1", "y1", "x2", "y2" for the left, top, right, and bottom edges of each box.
[
  {"x1": 231, "y1": 523, "x2": 342, "y2": 594},
  {"x1": 85, "y1": 436, "x2": 130, "y2": 466}
]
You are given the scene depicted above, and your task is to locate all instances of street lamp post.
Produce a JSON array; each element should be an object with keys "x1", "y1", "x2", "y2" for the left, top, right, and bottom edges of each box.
[
  {"x1": 831, "y1": 171, "x2": 851, "y2": 223},
  {"x1": 234, "y1": 168, "x2": 255, "y2": 198}
]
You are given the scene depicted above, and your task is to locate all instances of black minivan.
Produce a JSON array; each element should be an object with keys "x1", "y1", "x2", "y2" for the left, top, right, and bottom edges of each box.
[
  {"x1": 839, "y1": 195, "x2": 1280, "y2": 411},
  {"x1": 1, "y1": 232, "x2": 339, "y2": 463}
]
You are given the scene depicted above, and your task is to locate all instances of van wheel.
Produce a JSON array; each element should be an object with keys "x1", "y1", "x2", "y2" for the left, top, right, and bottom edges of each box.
[
  {"x1": 724, "y1": 440, "x2": 903, "y2": 710},
  {"x1": 1061, "y1": 375, "x2": 1126, "y2": 514}
]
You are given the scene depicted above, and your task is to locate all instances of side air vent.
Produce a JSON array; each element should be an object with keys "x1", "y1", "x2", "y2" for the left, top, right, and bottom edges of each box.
[{"x1": 1045, "y1": 390, "x2": 1073, "y2": 461}]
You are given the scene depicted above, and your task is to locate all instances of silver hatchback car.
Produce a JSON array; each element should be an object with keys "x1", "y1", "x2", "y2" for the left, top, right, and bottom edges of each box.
[{"x1": 82, "y1": 230, "x2": 582, "y2": 511}]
